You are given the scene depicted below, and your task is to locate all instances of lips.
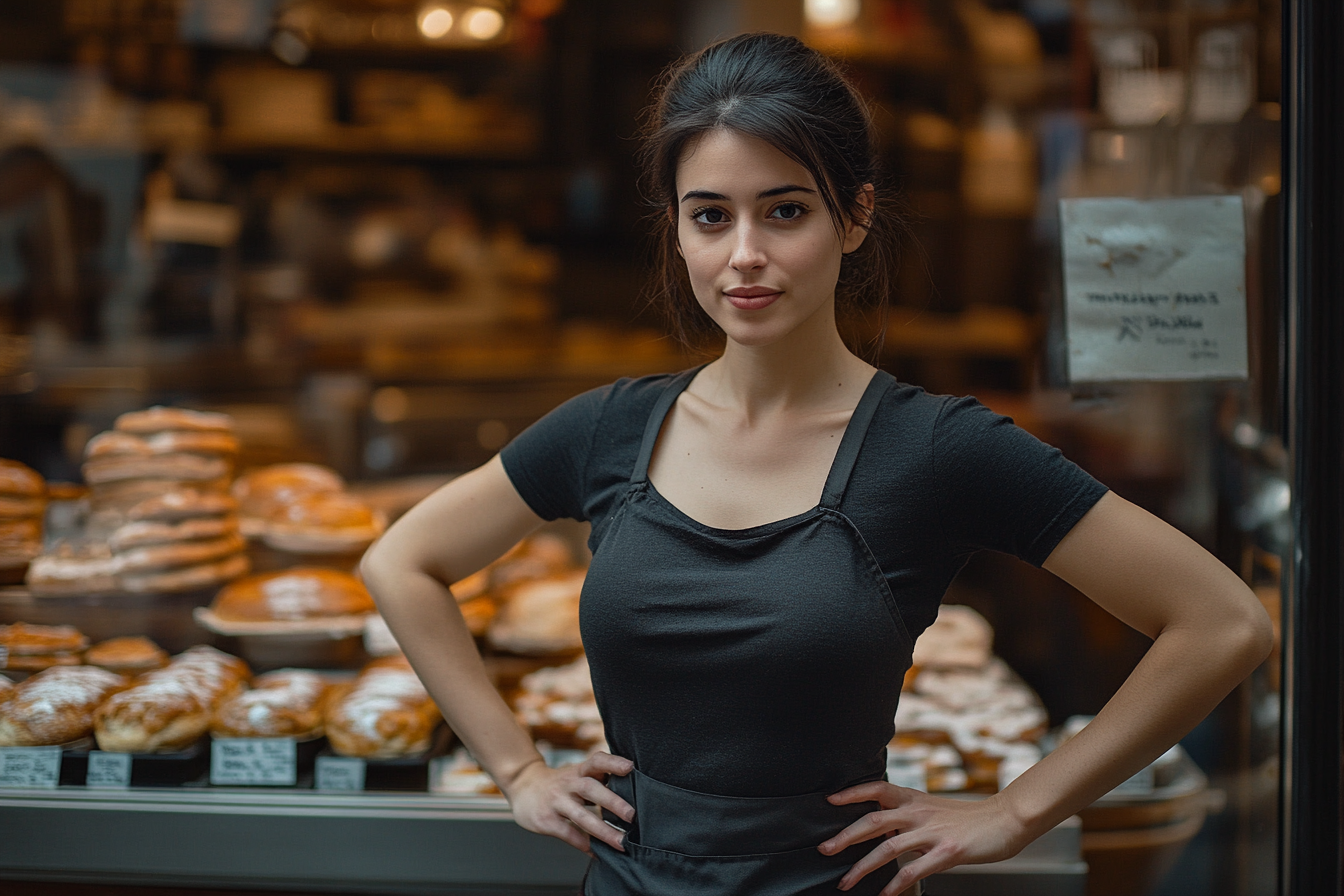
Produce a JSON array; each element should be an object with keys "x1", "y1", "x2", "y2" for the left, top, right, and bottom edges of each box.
[{"x1": 723, "y1": 286, "x2": 782, "y2": 310}]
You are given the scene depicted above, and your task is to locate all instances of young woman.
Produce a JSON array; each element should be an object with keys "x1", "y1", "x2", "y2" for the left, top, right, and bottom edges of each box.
[{"x1": 362, "y1": 32, "x2": 1273, "y2": 896}]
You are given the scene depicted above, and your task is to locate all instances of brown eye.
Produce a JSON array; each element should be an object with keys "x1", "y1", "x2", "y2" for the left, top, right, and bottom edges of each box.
[
  {"x1": 691, "y1": 207, "x2": 728, "y2": 225},
  {"x1": 770, "y1": 203, "x2": 806, "y2": 221}
]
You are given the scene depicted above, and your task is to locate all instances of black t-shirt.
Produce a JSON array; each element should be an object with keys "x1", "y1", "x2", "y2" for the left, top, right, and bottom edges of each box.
[{"x1": 501, "y1": 371, "x2": 1107, "y2": 647}]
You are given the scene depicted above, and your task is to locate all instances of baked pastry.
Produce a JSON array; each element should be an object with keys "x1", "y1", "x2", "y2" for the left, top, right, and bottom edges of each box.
[
  {"x1": 107, "y1": 516, "x2": 239, "y2": 552},
  {"x1": 260, "y1": 492, "x2": 386, "y2": 554},
  {"x1": 25, "y1": 544, "x2": 121, "y2": 594},
  {"x1": 0, "y1": 665, "x2": 128, "y2": 746},
  {"x1": 113, "y1": 406, "x2": 234, "y2": 435},
  {"x1": 487, "y1": 570, "x2": 585, "y2": 655},
  {"x1": 911, "y1": 605, "x2": 994, "y2": 670},
  {"x1": 323, "y1": 656, "x2": 441, "y2": 759},
  {"x1": 118, "y1": 552, "x2": 250, "y2": 594},
  {"x1": 0, "y1": 621, "x2": 90, "y2": 656},
  {"x1": 512, "y1": 655, "x2": 604, "y2": 749},
  {"x1": 0, "y1": 495, "x2": 45, "y2": 518},
  {"x1": 84, "y1": 636, "x2": 170, "y2": 674},
  {"x1": 231, "y1": 464, "x2": 344, "y2": 536},
  {"x1": 210, "y1": 568, "x2": 377, "y2": 622},
  {"x1": 83, "y1": 453, "x2": 233, "y2": 486},
  {"x1": 211, "y1": 670, "x2": 328, "y2": 739},
  {"x1": 2, "y1": 653, "x2": 84, "y2": 672},
  {"x1": 126, "y1": 489, "x2": 238, "y2": 522},
  {"x1": 0, "y1": 458, "x2": 44, "y2": 498},
  {"x1": 85, "y1": 430, "x2": 240, "y2": 460},
  {"x1": 115, "y1": 532, "x2": 247, "y2": 575},
  {"x1": 489, "y1": 534, "x2": 575, "y2": 590},
  {"x1": 94, "y1": 645, "x2": 251, "y2": 753}
]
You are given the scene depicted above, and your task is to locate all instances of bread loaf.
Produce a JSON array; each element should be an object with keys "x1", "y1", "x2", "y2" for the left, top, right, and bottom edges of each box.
[
  {"x1": 210, "y1": 568, "x2": 376, "y2": 622},
  {"x1": 323, "y1": 656, "x2": 441, "y2": 759},
  {"x1": 0, "y1": 666, "x2": 128, "y2": 746},
  {"x1": 211, "y1": 670, "x2": 328, "y2": 739}
]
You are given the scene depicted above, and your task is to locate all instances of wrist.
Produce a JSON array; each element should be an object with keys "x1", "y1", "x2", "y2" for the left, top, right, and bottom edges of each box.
[{"x1": 497, "y1": 754, "x2": 547, "y2": 802}]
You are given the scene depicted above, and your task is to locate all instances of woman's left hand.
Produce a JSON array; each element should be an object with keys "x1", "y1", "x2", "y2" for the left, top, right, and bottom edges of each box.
[{"x1": 819, "y1": 781, "x2": 1030, "y2": 894}]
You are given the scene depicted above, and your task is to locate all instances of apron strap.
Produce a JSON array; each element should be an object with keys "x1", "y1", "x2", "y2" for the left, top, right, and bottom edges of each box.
[
  {"x1": 631, "y1": 366, "x2": 705, "y2": 484},
  {"x1": 819, "y1": 370, "x2": 893, "y2": 510}
]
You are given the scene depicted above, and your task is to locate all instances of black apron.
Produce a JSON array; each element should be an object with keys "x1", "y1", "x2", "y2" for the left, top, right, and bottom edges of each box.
[{"x1": 580, "y1": 368, "x2": 916, "y2": 895}]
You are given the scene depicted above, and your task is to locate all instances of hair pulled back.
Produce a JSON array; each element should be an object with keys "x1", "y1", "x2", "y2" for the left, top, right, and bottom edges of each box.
[{"x1": 639, "y1": 32, "x2": 897, "y2": 356}]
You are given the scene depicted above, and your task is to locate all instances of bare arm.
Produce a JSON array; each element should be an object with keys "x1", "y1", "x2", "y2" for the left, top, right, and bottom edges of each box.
[
  {"x1": 360, "y1": 455, "x2": 634, "y2": 853},
  {"x1": 824, "y1": 490, "x2": 1275, "y2": 893}
]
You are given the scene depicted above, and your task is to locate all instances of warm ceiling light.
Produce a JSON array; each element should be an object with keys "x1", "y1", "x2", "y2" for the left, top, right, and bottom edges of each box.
[
  {"x1": 463, "y1": 6, "x2": 505, "y2": 40},
  {"x1": 804, "y1": 0, "x2": 859, "y2": 28},
  {"x1": 418, "y1": 6, "x2": 454, "y2": 39}
]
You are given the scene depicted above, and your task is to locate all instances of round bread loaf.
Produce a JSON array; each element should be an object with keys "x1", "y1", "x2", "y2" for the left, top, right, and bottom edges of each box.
[
  {"x1": 83, "y1": 453, "x2": 232, "y2": 485},
  {"x1": 323, "y1": 656, "x2": 441, "y2": 759},
  {"x1": 107, "y1": 516, "x2": 238, "y2": 552},
  {"x1": 84, "y1": 636, "x2": 170, "y2": 674},
  {"x1": 0, "y1": 665, "x2": 128, "y2": 747},
  {"x1": 113, "y1": 406, "x2": 234, "y2": 435},
  {"x1": 127, "y1": 490, "x2": 238, "y2": 522},
  {"x1": 211, "y1": 670, "x2": 328, "y2": 739},
  {"x1": 118, "y1": 552, "x2": 250, "y2": 594},
  {"x1": 0, "y1": 495, "x2": 45, "y2": 518},
  {"x1": 114, "y1": 532, "x2": 246, "y2": 575},
  {"x1": 85, "y1": 430, "x2": 240, "y2": 460},
  {"x1": 210, "y1": 567, "x2": 376, "y2": 621},
  {"x1": 233, "y1": 464, "x2": 344, "y2": 514},
  {"x1": 0, "y1": 459, "x2": 44, "y2": 498},
  {"x1": 0, "y1": 621, "x2": 90, "y2": 655},
  {"x1": 261, "y1": 492, "x2": 385, "y2": 553}
]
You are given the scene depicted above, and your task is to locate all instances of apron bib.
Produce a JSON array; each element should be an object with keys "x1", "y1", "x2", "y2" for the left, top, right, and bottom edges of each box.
[{"x1": 580, "y1": 368, "x2": 916, "y2": 895}]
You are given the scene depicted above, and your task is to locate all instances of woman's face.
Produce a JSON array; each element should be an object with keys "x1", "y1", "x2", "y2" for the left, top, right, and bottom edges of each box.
[{"x1": 674, "y1": 129, "x2": 868, "y2": 350}]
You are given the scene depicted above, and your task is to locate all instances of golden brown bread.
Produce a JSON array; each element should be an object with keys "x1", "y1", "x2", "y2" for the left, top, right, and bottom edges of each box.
[
  {"x1": 232, "y1": 463, "x2": 344, "y2": 526},
  {"x1": 24, "y1": 548, "x2": 120, "y2": 595},
  {"x1": 94, "y1": 645, "x2": 250, "y2": 753},
  {"x1": 126, "y1": 490, "x2": 239, "y2": 522},
  {"x1": 0, "y1": 621, "x2": 90, "y2": 656},
  {"x1": 0, "y1": 495, "x2": 45, "y2": 517},
  {"x1": 107, "y1": 516, "x2": 239, "y2": 552},
  {"x1": 260, "y1": 492, "x2": 385, "y2": 553},
  {"x1": 323, "y1": 656, "x2": 441, "y2": 759},
  {"x1": 0, "y1": 665, "x2": 128, "y2": 746},
  {"x1": 118, "y1": 552, "x2": 250, "y2": 594},
  {"x1": 211, "y1": 670, "x2": 329, "y2": 739},
  {"x1": 83, "y1": 452, "x2": 233, "y2": 485},
  {"x1": 0, "y1": 459, "x2": 44, "y2": 498},
  {"x1": 210, "y1": 568, "x2": 376, "y2": 622},
  {"x1": 113, "y1": 406, "x2": 234, "y2": 435},
  {"x1": 115, "y1": 532, "x2": 247, "y2": 574},
  {"x1": 84, "y1": 636, "x2": 170, "y2": 674},
  {"x1": 85, "y1": 430, "x2": 240, "y2": 460}
]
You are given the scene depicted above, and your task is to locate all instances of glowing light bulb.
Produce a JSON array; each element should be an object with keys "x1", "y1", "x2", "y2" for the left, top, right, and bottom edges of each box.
[
  {"x1": 804, "y1": 0, "x2": 860, "y2": 29},
  {"x1": 463, "y1": 7, "x2": 505, "y2": 41},
  {"x1": 418, "y1": 6, "x2": 454, "y2": 39}
]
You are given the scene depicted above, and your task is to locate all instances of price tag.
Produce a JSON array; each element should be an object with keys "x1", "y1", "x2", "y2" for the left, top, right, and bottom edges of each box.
[
  {"x1": 86, "y1": 751, "x2": 133, "y2": 788},
  {"x1": 0, "y1": 746, "x2": 62, "y2": 788},
  {"x1": 315, "y1": 755, "x2": 365, "y2": 791},
  {"x1": 210, "y1": 738, "x2": 297, "y2": 786}
]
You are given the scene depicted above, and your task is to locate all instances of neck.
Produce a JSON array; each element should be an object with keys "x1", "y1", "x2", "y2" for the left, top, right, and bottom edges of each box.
[{"x1": 703, "y1": 303, "x2": 875, "y2": 416}]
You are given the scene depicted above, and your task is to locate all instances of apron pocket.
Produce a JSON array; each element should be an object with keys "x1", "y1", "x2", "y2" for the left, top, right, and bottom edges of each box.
[{"x1": 587, "y1": 837, "x2": 898, "y2": 896}]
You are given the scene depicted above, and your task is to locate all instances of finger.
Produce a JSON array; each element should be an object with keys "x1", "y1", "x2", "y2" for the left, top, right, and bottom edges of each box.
[
  {"x1": 819, "y1": 810, "x2": 901, "y2": 854},
  {"x1": 573, "y1": 776, "x2": 635, "y2": 822},
  {"x1": 581, "y1": 751, "x2": 634, "y2": 778},
  {"x1": 558, "y1": 799, "x2": 627, "y2": 852},
  {"x1": 836, "y1": 834, "x2": 920, "y2": 891},
  {"x1": 879, "y1": 850, "x2": 946, "y2": 896},
  {"x1": 539, "y1": 812, "x2": 594, "y2": 855},
  {"x1": 828, "y1": 781, "x2": 905, "y2": 807}
]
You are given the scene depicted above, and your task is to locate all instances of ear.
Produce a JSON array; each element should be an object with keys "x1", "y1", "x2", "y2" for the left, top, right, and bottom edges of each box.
[{"x1": 841, "y1": 184, "x2": 875, "y2": 254}]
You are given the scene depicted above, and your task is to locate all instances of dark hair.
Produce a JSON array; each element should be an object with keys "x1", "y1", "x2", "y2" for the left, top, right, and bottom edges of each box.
[{"x1": 639, "y1": 32, "x2": 898, "y2": 358}]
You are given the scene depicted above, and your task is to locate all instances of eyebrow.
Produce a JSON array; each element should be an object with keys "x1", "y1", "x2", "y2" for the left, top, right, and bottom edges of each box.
[{"x1": 680, "y1": 184, "x2": 817, "y2": 203}]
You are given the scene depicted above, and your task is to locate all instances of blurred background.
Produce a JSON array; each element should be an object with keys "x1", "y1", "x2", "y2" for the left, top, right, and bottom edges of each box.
[{"x1": 0, "y1": 2, "x2": 1288, "y2": 895}]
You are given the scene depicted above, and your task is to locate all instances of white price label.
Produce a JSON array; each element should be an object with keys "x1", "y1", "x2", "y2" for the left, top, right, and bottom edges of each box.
[
  {"x1": 86, "y1": 751, "x2": 132, "y2": 788},
  {"x1": 315, "y1": 755, "x2": 365, "y2": 791},
  {"x1": 0, "y1": 746, "x2": 62, "y2": 788},
  {"x1": 210, "y1": 738, "x2": 297, "y2": 786}
]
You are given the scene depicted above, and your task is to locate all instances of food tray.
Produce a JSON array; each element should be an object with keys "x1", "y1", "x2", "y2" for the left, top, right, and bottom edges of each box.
[
  {"x1": 319, "y1": 724, "x2": 454, "y2": 792},
  {"x1": 60, "y1": 736, "x2": 211, "y2": 787}
]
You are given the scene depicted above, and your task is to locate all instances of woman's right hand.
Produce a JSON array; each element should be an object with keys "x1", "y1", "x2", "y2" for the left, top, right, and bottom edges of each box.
[{"x1": 504, "y1": 752, "x2": 636, "y2": 856}]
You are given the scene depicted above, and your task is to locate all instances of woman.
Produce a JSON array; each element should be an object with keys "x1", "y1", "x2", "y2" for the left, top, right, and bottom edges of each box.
[{"x1": 362, "y1": 32, "x2": 1273, "y2": 896}]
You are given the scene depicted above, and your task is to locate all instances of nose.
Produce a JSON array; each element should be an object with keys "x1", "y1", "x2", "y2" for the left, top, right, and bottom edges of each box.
[{"x1": 729, "y1": 222, "x2": 767, "y2": 273}]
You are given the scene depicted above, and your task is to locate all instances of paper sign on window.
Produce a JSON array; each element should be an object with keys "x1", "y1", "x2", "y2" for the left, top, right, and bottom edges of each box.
[{"x1": 1060, "y1": 196, "x2": 1249, "y2": 383}]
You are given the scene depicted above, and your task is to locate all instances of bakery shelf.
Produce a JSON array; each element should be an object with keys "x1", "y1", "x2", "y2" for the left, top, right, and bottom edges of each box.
[{"x1": 0, "y1": 787, "x2": 1087, "y2": 895}]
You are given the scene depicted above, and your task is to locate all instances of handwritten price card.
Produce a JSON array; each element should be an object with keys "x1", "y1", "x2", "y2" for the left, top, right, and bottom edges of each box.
[
  {"x1": 1061, "y1": 196, "x2": 1248, "y2": 382},
  {"x1": 210, "y1": 738, "x2": 297, "y2": 786},
  {"x1": 86, "y1": 751, "x2": 133, "y2": 788},
  {"x1": 315, "y1": 755, "x2": 365, "y2": 791},
  {"x1": 0, "y1": 746, "x2": 62, "y2": 788}
]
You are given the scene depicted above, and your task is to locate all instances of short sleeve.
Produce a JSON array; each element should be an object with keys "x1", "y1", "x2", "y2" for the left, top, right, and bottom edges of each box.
[
  {"x1": 932, "y1": 396, "x2": 1108, "y2": 566},
  {"x1": 499, "y1": 385, "x2": 610, "y2": 522}
]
